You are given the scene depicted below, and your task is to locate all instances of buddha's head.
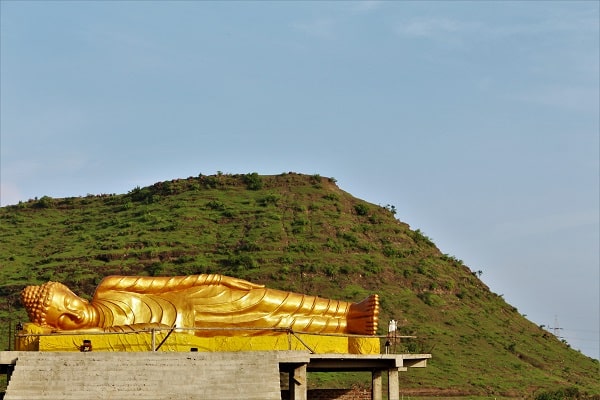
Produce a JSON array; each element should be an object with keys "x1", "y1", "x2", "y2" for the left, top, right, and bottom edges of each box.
[{"x1": 21, "y1": 282, "x2": 93, "y2": 330}]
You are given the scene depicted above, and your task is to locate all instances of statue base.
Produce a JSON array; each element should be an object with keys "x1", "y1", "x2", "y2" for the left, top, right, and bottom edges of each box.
[{"x1": 15, "y1": 323, "x2": 380, "y2": 355}]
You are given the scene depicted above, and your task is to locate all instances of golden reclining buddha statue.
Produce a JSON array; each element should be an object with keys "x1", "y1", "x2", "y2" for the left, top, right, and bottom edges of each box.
[{"x1": 21, "y1": 274, "x2": 380, "y2": 336}]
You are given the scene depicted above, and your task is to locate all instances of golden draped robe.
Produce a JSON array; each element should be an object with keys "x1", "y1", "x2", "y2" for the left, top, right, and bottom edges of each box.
[{"x1": 92, "y1": 274, "x2": 358, "y2": 335}]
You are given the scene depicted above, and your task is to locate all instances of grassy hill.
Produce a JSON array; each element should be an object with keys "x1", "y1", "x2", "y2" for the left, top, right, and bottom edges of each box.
[{"x1": 0, "y1": 172, "x2": 598, "y2": 398}]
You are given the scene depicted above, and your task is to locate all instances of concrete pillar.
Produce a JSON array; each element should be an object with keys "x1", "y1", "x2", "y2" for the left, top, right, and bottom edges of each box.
[
  {"x1": 289, "y1": 364, "x2": 307, "y2": 400},
  {"x1": 371, "y1": 370, "x2": 382, "y2": 400},
  {"x1": 387, "y1": 368, "x2": 399, "y2": 400}
]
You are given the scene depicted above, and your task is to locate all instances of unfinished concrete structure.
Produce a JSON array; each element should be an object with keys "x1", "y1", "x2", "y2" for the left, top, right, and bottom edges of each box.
[{"x1": 0, "y1": 350, "x2": 430, "y2": 400}]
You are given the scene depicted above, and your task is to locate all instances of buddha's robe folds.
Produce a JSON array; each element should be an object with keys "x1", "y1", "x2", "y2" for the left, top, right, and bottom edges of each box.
[{"x1": 93, "y1": 275, "x2": 356, "y2": 335}]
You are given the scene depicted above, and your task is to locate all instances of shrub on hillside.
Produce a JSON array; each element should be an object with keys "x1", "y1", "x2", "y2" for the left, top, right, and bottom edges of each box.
[
  {"x1": 534, "y1": 387, "x2": 599, "y2": 400},
  {"x1": 222, "y1": 254, "x2": 258, "y2": 271},
  {"x1": 34, "y1": 196, "x2": 54, "y2": 209},
  {"x1": 206, "y1": 200, "x2": 225, "y2": 210},
  {"x1": 258, "y1": 193, "x2": 280, "y2": 206},
  {"x1": 418, "y1": 292, "x2": 445, "y2": 307},
  {"x1": 145, "y1": 262, "x2": 165, "y2": 276},
  {"x1": 243, "y1": 172, "x2": 263, "y2": 190},
  {"x1": 354, "y1": 203, "x2": 369, "y2": 216},
  {"x1": 128, "y1": 186, "x2": 154, "y2": 203},
  {"x1": 323, "y1": 193, "x2": 339, "y2": 202}
]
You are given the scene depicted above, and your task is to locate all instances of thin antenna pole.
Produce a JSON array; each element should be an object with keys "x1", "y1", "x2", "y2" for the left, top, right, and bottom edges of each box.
[
  {"x1": 7, "y1": 299, "x2": 12, "y2": 351},
  {"x1": 550, "y1": 315, "x2": 563, "y2": 339}
]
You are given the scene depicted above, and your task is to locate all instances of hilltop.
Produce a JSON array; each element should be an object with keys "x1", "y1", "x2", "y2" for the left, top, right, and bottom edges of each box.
[{"x1": 0, "y1": 172, "x2": 598, "y2": 398}]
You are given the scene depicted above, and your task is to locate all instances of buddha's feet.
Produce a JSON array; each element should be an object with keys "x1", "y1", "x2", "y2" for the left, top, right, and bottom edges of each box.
[{"x1": 347, "y1": 294, "x2": 380, "y2": 335}]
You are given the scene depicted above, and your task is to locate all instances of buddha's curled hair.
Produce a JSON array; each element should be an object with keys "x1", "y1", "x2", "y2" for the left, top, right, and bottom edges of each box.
[{"x1": 20, "y1": 282, "x2": 67, "y2": 326}]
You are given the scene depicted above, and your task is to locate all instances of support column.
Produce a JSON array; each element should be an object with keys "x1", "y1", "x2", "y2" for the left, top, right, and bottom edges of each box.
[
  {"x1": 387, "y1": 368, "x2": 399, "y2": 400},
  {"x1": 371, "y1": 370, "x2": 382, "y2": 400},
  {"x1": 289, "y1": 364, "x2": 307, "y2": 400}
]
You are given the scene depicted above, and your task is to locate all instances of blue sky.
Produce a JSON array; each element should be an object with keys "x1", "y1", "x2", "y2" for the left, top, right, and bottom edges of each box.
[{"x1": 1, "y1": 1, "x2": 598, "y2": 359}]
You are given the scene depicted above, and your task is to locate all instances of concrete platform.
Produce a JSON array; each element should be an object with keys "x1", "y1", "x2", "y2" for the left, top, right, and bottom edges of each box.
[
  {"x1": 1, "y1": 351, "x2": 431, "y2": 400},
  {"x1": 276, "y1": 352, "x2": 431, "y2": 400}
]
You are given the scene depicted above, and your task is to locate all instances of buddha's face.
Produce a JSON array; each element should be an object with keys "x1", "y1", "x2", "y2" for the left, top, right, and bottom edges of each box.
[{"x1": 45, "y1": 286, "x2": 92, "y2": 329}]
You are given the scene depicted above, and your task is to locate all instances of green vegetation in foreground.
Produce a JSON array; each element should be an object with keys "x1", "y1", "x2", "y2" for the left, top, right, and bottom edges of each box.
[{"x1": 0, "y1": 172, "x2": 598, "y2": 398}]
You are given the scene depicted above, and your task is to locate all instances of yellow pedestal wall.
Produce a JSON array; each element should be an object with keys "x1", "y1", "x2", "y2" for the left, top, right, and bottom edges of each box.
[{"x1": 16, "y1": 323, "x2": 380, "y2": 354}]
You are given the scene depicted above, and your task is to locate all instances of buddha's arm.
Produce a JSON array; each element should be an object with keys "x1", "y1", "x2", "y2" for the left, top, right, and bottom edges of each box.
[{"x1": 94, "y1": 274, "x2": 264, "y2": 297}]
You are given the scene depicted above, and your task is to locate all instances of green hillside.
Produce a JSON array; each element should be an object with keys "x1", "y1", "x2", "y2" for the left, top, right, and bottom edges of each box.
[{"x1": 0, "y1": 172, "x2": 598, "y2": 398}]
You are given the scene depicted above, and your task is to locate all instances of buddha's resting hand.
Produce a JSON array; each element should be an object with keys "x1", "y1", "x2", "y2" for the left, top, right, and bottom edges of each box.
[{"x1": 219, "y1": 275, "x2": 265, "y2": 290}]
